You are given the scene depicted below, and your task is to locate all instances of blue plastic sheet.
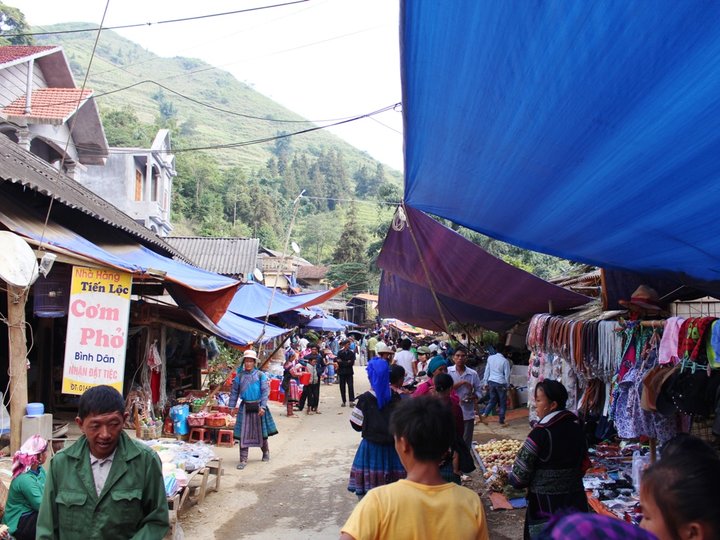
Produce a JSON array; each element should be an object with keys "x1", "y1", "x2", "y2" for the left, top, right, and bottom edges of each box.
[{"x1": 402, "y1": 2, "x2": 720, "y2": 280}]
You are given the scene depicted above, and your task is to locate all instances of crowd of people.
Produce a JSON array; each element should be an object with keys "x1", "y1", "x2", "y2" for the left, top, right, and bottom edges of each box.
[
  {"x1": 8, "y1": 328, "x2": 719, "y2": 540},
  {"x1": 328, "y1": 329, "x2": 720, "y2": 540}
]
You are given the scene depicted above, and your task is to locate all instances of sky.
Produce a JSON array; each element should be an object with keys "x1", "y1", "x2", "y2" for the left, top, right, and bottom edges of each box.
[{"x1": 9, "y1": 0, "x2": 405, "y2": 171}]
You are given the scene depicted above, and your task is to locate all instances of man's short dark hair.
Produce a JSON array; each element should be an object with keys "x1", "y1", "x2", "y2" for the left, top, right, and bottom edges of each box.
[
  {"x1": 390, "y1": 364, "x2": 405, "y2": 386},
  {"x1": 400, "y1": 338, "x2": 412, "y2": 350},
  {"x1": 78, "y1": 385, "x2": 125, "y2": 420},
  {"x1": 389, "y1": 396, "x2": 454, "y2": 461}
]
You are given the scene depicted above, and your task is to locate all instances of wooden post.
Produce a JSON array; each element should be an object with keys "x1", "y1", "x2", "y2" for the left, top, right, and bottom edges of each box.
[
  {"x1": 8, "y1": 285, "x2": 29, "y2": 453},
  {"x1": 649, "y1": 438, "x2": 657, "y2": 464}
]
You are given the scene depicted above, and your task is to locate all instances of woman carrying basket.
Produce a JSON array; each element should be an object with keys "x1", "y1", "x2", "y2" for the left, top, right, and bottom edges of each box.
[{"x1": 229, "y1": 350, "x2": 278, "y2": 470}]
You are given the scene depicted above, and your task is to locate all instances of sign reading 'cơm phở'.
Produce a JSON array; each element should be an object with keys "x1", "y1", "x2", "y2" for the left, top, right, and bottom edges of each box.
[{"x1": 62, "y1": 266, "x2": 132, "y2": 395}]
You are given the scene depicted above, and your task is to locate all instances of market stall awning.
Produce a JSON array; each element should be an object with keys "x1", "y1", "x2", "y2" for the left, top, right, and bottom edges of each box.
[
  {"x1": 377, "y1": 206, "x2": 591, "y2": 330},
  {"x1": 383, "y1": 318, "x2": 431, "y2": 336},
  {"x1": 169, "y1": 286, "x2": 288, "y2": 345},
  {"x1": 303, "y1": 315, "x2": 346, "y2": 332},
  {"x1": 402, "y1": 2, "x2": 720, "y2": 281},
  {"x1": 0, "y1": 199, "x2": 239, "y2": 323},
  {"x1": 227, "y1": 282, "x2": 347, "y2": 319},
  {"x1": 379, "y1": 272, "x2": 519, "y2": 332}
]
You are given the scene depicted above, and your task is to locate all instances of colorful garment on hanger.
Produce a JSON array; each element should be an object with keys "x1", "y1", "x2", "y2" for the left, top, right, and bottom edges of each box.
[
  {"x1": 677, "y1": 316, "x2": 716, "y2": 362},
  {"x1": 658, "y1": 316, "x2": 683, "y2": 365}
]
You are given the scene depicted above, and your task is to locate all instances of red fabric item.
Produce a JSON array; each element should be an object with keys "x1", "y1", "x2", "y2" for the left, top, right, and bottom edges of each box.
[
  {"x1": 150, "y1": 370, "x2": 161, "y2": 403},
  {"x1": 677, "y1": 317, "x2": 716, "y2": 361}
]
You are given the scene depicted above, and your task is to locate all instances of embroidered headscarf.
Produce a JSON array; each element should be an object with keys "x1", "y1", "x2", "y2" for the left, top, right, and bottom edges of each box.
[
  {"x1": 12, "y1": 434, "x2": 47, "y2": 479},
  {"x1": 367, "y1": 358, "x2": 391, "y2": 410}
]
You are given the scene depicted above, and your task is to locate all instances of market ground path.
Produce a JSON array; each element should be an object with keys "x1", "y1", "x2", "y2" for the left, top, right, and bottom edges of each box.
[
  {"x1": 179, "y1": 374, "x2": 370, "y2": 539},
  {"x1": 178, "y1": 373, "x2": 527, "y2": 539}
]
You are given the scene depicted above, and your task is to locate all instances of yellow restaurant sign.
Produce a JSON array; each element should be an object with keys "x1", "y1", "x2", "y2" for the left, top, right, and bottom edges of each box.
[{"x1": 62, "y1": 266, "x2": 132, "y2": 395}]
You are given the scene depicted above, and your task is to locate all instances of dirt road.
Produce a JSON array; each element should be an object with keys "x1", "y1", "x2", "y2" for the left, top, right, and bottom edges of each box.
[
  {"x1": 178, "y1": 373, "x2": 527, "y2": 539},
  {"x1": 179, "y1": 375, "x2": 369, "y2": 539}
]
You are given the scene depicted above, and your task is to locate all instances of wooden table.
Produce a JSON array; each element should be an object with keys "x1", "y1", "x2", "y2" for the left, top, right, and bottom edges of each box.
[{"x1": 167, "y1": 458, "x2": 224, "y2": 534}]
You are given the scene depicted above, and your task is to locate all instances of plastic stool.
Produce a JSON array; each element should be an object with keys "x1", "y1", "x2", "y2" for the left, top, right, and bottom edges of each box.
[
  {"x1": 217, "y1": 429, "x2": 234, "y2": 448},
  {"x1": 189, "y1": 427, "x2": 210, "y2": 443}
]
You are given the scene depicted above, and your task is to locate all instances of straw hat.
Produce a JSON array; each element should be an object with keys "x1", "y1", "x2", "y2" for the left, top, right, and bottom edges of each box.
[
  {"x1": 619, "y1": 285, "x2": 663, "y2": 312},
  {"x1": 375, "y1": 342, "x2": 394, "y2": 356},
  {"x1": 243, "y1": 350, "x2": 258, "y2": 360}
]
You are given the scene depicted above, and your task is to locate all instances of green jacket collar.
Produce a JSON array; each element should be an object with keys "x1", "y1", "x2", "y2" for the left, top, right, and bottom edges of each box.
[{"x1": 62, "y1": 431, "x2": 142, "y2": 501}]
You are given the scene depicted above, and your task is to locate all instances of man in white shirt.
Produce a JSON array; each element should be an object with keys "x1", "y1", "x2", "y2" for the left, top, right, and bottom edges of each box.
[
  {"x1": 393, "y1": 338, "x2": 416, "y2": 385},
  {"x1": 448, "y1": 347, "x2": 483, "y2": 449},
  {"x1": 479, "y1": 346, "x2": 511, "y2": 427}
]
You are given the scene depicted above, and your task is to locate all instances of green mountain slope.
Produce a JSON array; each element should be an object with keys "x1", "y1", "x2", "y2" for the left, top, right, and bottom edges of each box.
[{"x1": 36, "y1": 23, "x2": 399, "y2": 178}]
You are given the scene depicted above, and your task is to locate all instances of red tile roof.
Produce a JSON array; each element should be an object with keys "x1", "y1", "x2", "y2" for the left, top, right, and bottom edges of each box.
[
  {"x1": 0, "y1": 45, "x2": 59, "y2": 66},
  {"x1": 2, "y1": 88, "x2": 93, "y2": 123}
]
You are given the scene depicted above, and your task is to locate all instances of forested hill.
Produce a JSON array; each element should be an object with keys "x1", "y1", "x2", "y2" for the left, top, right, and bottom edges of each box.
[{"x1": 33, "y1": 23, "x2": 403, "y2": 292}]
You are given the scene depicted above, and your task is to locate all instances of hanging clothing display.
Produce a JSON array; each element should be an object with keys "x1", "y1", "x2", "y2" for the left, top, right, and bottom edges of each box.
[{"x1": 526, "y1": 313, "x2": 720, "y2": 445}]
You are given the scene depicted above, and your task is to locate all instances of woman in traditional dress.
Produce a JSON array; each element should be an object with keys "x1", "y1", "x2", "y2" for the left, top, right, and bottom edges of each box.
[
  {"x1": 281, "y1": 351, "x2": 303, "y2": 417},
  {"x1": 509, "y1": 380, "x2": 589, "y2": 539},
  {"x1": 2, "y1": 435, "x2": 47, "y2": 540},
  {"x1": 347, "y1": 358, "x2": 406, "y2": 498},
  {"x1": 229, "y1": 349, "x2": 278, "y2": 470}
]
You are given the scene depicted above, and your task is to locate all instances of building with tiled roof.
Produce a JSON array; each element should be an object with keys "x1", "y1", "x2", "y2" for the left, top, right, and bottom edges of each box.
[
  {"x1": 0, "y1": 44, "x2": 108, "y2": 173},
  {"x1": 0, "y1": 45, "x2": 60, "y2": 67},
  {"x1": 3, "y1": 88, "x2": 93, "y2": 124},
  {"x1": 296, "y1": 264, "x2": 329, "y2": 288}
]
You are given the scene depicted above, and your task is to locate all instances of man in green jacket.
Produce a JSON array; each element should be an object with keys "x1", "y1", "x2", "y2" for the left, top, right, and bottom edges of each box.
[{"x1": 37, "y1": 385, "x2": 169, "y2": 539}]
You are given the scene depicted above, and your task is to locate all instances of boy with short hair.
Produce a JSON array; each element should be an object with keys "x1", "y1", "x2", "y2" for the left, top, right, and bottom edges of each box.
[{"x1": 340, "y1": 396, "x2": 489, "y2": 540}]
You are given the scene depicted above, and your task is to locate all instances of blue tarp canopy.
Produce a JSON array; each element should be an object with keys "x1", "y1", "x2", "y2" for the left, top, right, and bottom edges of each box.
[
  {"x1": 228, "y1": 282, "x2": 347, "y2": 319},
  {"x1": 168, "y1": 286, "x2": 288, "y2": 345},
  {"x1": 304, "y1": 315, "x2": 345, "y2": 332},
  {"x1": 402, "y1": 2, "x2": 720, "y2": 281},
  {"x1": 0, "y1": 199, "x2": 242, "y2": 323}
]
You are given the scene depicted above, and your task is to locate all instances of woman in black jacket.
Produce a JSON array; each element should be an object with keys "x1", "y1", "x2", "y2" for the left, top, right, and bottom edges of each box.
[{"x1": 347, "y1": 358, "x2": 406, "y2": 498}]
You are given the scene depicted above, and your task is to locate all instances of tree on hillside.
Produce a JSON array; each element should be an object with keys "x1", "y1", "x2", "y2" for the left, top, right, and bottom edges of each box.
[
  {"x1": 354, "y1": 163, "x2": 386, "y2": 198},
  {"x1": 298, "y1": 213, "x2": 341, "y2": 264},
  {"x1": 0, "y1": 3, "x2": 33, "y2": 46},
  {"x1": 332, "y1": 202, "x2": 368, "y2": 264},
  {"x1": 101, "y1": 107, "x2": 151, "y2": 147},
  {"x1": 272, "y1": 131, "x2": 292, "y2": 174},
  {"x1": 327, "y1": 262, "x2": 370, "y2": 296},
  {"x1": 319, "y1": 148, "x2": 349, "y2": 211}
]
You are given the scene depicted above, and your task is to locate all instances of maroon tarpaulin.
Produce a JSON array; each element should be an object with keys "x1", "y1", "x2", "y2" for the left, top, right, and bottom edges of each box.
[{"x1": 377, "y1": 206, "x2": 591, "y2": 330}]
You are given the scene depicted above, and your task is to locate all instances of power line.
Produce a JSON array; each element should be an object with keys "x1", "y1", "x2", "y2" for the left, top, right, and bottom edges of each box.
[
  {"x1": 31, "y1": 78, "x2": 400, "y2": 126},
  {"x1": 173, "y1": 103, "x2": 400, "y2": 153},
  {"x1": 4, "y1": 1, "x2": 310, "y2": 38},
  {"x1": 301, "y1": 195, "x2": 399, "y2": 206},
  {"x1": 88, "y1": 0, "x2": 327, "y2": 78}
]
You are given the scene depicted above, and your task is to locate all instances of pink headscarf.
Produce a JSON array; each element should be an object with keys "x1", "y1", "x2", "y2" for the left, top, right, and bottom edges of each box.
[{"x1": 12, "y1": 434, "x2": 48, "y2": 479}]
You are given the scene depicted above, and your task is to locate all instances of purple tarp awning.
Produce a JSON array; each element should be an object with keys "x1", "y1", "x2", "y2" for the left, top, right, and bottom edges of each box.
[{"x1": 377, "y1": 206, "x2": 591, "y2": 331}]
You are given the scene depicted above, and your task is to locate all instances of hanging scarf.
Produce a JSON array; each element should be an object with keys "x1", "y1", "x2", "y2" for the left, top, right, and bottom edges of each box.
[
  {"x1": 12, "y1": 434, "x2": 47, "y2": 479},
  {"x1": 367, "y1": 358, "x2": 391, "y2": 410}
]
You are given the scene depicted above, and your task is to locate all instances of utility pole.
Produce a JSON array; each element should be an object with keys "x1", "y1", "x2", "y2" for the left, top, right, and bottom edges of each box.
[{"x1": 7, "y1": 285, "x2": 28, "y2": 453}]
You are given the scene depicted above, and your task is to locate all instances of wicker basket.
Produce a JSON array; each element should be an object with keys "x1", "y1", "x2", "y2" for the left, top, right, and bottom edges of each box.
[
  {"x1": 205, "y1": 414, "x2": 227, "y2": 428},
  {"x1": 188, "y1": 414, "x2": 206, "y2": 427}
]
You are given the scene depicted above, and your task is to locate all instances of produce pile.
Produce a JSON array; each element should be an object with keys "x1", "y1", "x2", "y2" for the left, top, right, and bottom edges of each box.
[
  {"x1": 475, "y1": 439, "x2": 523, "y2": 492},
  {"x1": 476, "y1": 438, "x2": 523, "y2": 469}
]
